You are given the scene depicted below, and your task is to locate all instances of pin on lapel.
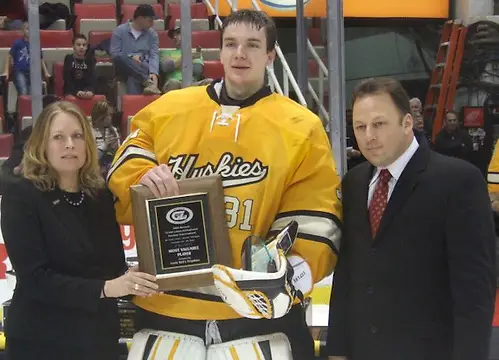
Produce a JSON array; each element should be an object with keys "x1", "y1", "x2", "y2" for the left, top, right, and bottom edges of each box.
[{"x1": 53, "y1": 199, "x2": 60, "y2": 205}]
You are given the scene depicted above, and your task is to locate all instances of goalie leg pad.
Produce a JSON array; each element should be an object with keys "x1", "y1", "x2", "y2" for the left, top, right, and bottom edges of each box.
[
  {"x1": 127, "y1": 329, "x2": 206, "y2": 360},
  {"x1": 206, "y1": 333, "x2": 293, "y2": 360}
]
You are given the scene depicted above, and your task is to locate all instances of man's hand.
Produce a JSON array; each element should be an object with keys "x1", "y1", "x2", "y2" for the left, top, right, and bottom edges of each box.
[
  {"x1": 76, "y1": 90, "x2": 85, "y2": 98},
  {"x1": 329, "y1": 357, "x2": 347, "y2": 360},
  {"x1": 148, "y1": 74, "x2": 158, "y2": 84},
  {"x1": 139, "y1": 164, "x2": 179, "y2": 198},
  {"x1": 132, "y1": 55, "x2": 141, "y2": 64}
]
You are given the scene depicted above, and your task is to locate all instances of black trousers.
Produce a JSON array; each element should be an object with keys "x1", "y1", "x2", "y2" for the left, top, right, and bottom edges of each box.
[{"x1": 135, "y1": 305, "x2": 314, "y2": 360}]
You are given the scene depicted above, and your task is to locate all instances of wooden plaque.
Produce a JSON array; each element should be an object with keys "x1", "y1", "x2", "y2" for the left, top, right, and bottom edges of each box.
[{"x1": 129, "y1": 175, "x2": 231, "y2": 291}]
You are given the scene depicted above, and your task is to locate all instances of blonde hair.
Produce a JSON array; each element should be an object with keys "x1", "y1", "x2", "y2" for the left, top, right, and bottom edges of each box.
[{"x1": 23, "y1": 101, "x2": 105, "y2": 194}]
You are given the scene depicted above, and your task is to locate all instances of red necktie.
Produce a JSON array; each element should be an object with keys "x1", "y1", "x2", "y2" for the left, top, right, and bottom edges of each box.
[{"x1": 369, "y1": 169, "x2": 392, "y2": 237}]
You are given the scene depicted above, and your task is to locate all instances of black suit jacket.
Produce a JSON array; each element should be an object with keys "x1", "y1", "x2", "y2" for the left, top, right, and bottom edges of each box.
[
  {"x1": 0, "y1": 178, "x2": 127, "y2": 351},
  {"x1": 327, "y1": 145, "x2": 496, "y2": 360}
]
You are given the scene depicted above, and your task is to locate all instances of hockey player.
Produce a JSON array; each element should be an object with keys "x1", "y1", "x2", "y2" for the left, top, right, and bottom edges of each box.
[{"x1": 108, "y1": 9, "x2": 342, "y2": 360}]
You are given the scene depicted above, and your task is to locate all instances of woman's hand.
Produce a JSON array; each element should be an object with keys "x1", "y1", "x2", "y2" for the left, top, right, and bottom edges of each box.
[{"x1": 103, "y1": 267, "x2": 159, "y2": 298}]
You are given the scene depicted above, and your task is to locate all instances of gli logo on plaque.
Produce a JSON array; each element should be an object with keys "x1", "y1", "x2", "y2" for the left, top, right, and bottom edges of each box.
[{"x1": 166, "y1": 207, "x2": 194, "y2": 225}]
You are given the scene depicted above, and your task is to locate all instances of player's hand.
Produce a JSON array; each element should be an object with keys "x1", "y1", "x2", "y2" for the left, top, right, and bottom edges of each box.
[
  {"x1": 132, "y1": 55, "x2": 141, "y2": 64},
  {"x1": 103, "y1": 268, "x2": 159, "y2": 298},
  {"x1": 139, "y1": 164, "x2": 179, "y2": 198}
]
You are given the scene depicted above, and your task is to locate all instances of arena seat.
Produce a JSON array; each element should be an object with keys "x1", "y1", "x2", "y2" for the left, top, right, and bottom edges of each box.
[
  {"x1": 167, "y1": 3, "x2": 208, "y2": 29},
  {"x1": 64, "y1": 95, "x2": 107, "y2": 116},
  {"x1": 53, "y1": 62, "x2": 64, "y2": 98},
  {"x1": 121, "y1": 95, "x2": 160, "y2": 138},
  {"x1": 192, "y1": 30, "x2": 220, "y2": 49},
  {"x1": 74, "y1": 4, "x2": 117, "y2": 38},
  {"x1": 203, "y1": 60, "x2": 224, "y2": 80},
  {"x1": 40, "y1": 30, "x2": 73, "y2": 48},
  {"x1": 158, "y1": 31, "x2": 175, "y2": 48},
  {"x1": 0, "y1": 133, "x2": 14, "y2": 159},
  {"x1": 0, "y1": 31, "x2": 23, "y2": 48},
  {"x1": 88, "y1": 31, "x2": 113, "y2": 48}
]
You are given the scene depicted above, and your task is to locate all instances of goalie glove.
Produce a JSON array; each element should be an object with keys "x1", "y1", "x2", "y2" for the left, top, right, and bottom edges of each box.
[{"x1": 212, "y1": 221, "x2": 303, "y2": 320}]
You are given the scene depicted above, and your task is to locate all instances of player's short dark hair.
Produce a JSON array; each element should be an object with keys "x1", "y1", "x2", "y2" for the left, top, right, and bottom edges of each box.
[
  {"x1": 352, "y1": 77, "x2": 411, "y2": 119},
  {"x1": 72, "y1": 33, "x2": 87, "y2": 44},
  {"x1": 221, "y1": 9, "x2": 277, "y2": 52}
]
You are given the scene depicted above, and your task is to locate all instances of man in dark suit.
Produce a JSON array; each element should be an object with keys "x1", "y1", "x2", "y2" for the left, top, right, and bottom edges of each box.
[{"x1": 327, "y1": 77, "x2": 496, "y2": 360}]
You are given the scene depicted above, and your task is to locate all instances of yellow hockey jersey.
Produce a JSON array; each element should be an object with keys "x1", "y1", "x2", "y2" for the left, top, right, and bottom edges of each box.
[
  {"x1": 488, "y1": 140, "x2": 499, "y2": 193},
  {"x1": 108, "y1": 81, "x2": 342, "y2": 320}
]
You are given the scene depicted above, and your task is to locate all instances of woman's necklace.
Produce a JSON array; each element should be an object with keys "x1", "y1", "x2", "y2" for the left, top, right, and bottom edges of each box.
[{"x1": 63, "y1": 190, "x2": 85, "y2": 207}]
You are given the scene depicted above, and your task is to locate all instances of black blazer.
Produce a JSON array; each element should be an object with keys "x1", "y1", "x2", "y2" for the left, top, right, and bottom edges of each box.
[
  {"x1": 0, "y1": 178, "x2": 127, "y2": 353},
  {"x1": 327, "y1": 145, "x2": 496, "y2": 360}
]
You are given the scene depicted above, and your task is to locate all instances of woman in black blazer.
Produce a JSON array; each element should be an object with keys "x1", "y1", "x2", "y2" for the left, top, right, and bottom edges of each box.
[{"x1": 1, "y1": 101, "x2": 159, "y2": 360}]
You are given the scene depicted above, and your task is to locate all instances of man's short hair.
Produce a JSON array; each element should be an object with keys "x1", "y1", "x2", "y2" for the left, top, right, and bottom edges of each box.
[
  {"x1": 72, "y1": 33, "x2": 87, "y2": 44},
  {"x1": 134, "y1": 4, "x2": 156, "y2": 19},
  {"x1": 221, "y1": 9, "x2": 277, "y2": 52},
  {"x1": 352, "y1": 77, "x2": 411, "y2": 118}
]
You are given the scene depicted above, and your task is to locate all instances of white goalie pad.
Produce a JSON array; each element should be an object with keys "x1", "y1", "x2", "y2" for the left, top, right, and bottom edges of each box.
[
  {"x1": 127, "y1": 329, "x2": 206, "y2": 360},
  {"x1": 212, "y1": 222, "x2": 301, "y2": 320},
  {"x1": 206, "y1": 332, "x2": 293, "y2": 360}
]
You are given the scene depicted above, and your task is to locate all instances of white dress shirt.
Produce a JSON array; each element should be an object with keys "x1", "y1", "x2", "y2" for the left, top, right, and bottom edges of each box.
[{"x1": 368, "y1": 137, "x2": 419, "y2": 207}]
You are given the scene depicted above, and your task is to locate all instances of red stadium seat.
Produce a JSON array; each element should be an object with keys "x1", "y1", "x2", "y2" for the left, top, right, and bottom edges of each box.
[
  {"x1": 121, "y1": 4, "x2": 164, "y2": 23},
  {"x1": 308, "y1": 28, "x2": 323, "y2": 46},
  {"x1": 203, "y1": 61, "x2": 224, "y2": 79},
  {"x1": 0, "y1": 31, "x2": 23, "y2": 48},
  {"x1": 40, "y1": 30, "x2": 73, "y2": 48},
  {"x1": 74, "y1": 4, "x2": 117, "y2": 34},
  {"x1": 192, "y1": 30, "x2": 220, "y2": 49},
  {"x1": 53, "y1": 62, "x2": 64, "y2": 98},
  {"x1": 166, "y1": 3, "x2": 208, "y2": 29},
  {"x1": 88, "y1": 31, "x2": 113, "y2": 48},
  {"x1": 121, "y1": 95, "x2": 160, "y2": 138},
  {"x1": 158, "y1": 31, "x2": 175, "y2": 48},
  {"x1": 74, "y1": 3, "x2": 117, "y2": 19},
  {"x1": 17, "y1": 95, "x2": 32, "y2": 120},
  {"x1": 0, "y1": 95, "x2": 4, "y2": 133},
  {"x1": 0, "y1": 133, "x2": 14, "y2": 158},
  {"x1": 64, "y1": 95, "x2": 107, "y2": 116}
]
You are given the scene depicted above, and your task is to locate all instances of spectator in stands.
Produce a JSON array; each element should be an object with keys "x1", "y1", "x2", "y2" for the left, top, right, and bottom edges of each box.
[
  {"x1": 110, "y1": 4, "x2": 161, "y2": 95},
  {"x1": 160, "y1": 27, "x2": 210, "y2": 93},
  {"x1": 90, "y1": 100, "x2": 120, "y2": 177},
  {"x1": 0, "y1": 0, "x2": 26, "y2": 30},
  {"x1": 410, "y1": 97, "x2": 422, "y2": 114},
  {"x1": 63, "y1": 34, "x2": 95, "y2": 99},
  {"x1": 412, "y1": 111, "x2": 430, "y2": 148},
  {"x1": 434, "y1": 110, "x2": 473, "y2": 162},
  {"x1": 2, "y1": 22, "x2": 50, "y2": 95},
  {"x1": 0, "y1": 101, "x2": 158, "y2": 360}
]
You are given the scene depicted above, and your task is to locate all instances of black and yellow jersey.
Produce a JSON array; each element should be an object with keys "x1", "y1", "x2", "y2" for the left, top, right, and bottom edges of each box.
[
  {"x1": 488, "y1": 141, "x2": 499, "y2": 193},
  {"x1": 108, "y1": 80, "x2": 342, "y2": 320}
]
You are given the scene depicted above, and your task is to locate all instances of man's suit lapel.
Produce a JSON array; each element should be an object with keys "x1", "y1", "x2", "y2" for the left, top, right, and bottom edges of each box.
[
  {"x1": 354, "y1": 162, "x2": 374, "y2": 239},
  {"x1": 374, "y1": 146, "x2": 430, "y2": 241}
]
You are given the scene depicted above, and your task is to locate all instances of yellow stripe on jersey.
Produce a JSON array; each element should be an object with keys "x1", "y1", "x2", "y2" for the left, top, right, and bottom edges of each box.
[
  {"x1": 252, "y1": 343, "x2": 263, "y2": 360},
  {"x1": 151, "y1": 336, "x2": 162, "y2": 360},
  {"x1": 488, "y1": 141, "x2": 499, "y2": 193},
  {"x1": 107, "y1": 145, "x2": 158, "y2": 182},
  {"x1": 168, "y1": 339, "x2": 180, "y2": 360},
  {"x1": 229, "y1": 346, "x2": 240, "y2": 360}
]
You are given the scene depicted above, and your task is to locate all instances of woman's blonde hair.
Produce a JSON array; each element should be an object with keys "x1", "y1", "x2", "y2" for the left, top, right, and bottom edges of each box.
[
  {"x1": 23, "y1": 101, "x2": 105, "y2": 194},
  {"x1": 91, "y1": 100, "x2": 113, "y2": 128}
]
